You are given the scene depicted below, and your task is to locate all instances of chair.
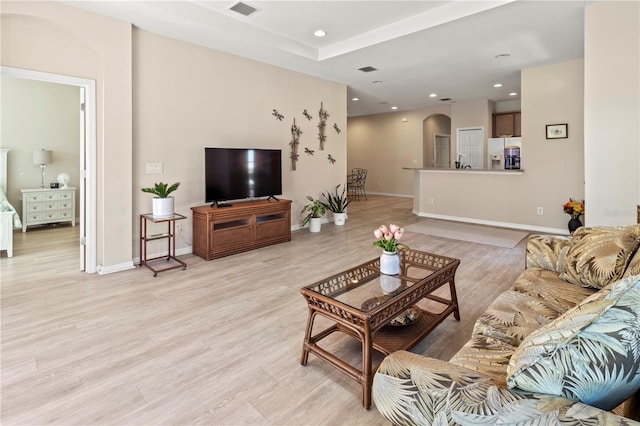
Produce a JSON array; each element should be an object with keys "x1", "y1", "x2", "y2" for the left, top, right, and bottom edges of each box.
[{"x1": 347, "y1": 168, "x2": 367, "y2": 201}]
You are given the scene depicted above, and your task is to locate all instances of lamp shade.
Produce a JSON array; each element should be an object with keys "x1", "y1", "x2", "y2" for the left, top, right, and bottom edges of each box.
[{"x1": 33, "y1": 149, "x2": 53, "y2": 165}]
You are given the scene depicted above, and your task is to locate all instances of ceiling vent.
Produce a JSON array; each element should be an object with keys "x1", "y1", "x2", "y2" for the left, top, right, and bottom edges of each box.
[
  {"x1": 358, "y1": 66, "x2": 378, "y2": 73},
  {"x1": 440, "y1": 98, "x2": 452, "y2": 102},
  {"x1": 228, "y1": 2, "x2": 260, "y2": 17}
]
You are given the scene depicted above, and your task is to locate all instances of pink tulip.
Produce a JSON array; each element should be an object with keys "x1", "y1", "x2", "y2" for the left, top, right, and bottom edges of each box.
[
  {"x1": 374, "y1": 228, "x2": 383, "y2": 239},
  {"x1": 379, "y1": 225, "x2": 388, "y2": 234},
  {"x1": 389, "y1": 224, "x2": 399, "y2": 233},
  {"x1": 394, "y1": 228, "x2": 404, "y2": 240},
  {"x1": 384, "y1": 231, "x2": 393, "y2": 241}
]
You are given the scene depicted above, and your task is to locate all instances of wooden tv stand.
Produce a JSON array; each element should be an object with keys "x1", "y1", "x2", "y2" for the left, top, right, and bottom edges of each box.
[{"x1": 191, "y1": 199, "x2": 292, "y2": 260}]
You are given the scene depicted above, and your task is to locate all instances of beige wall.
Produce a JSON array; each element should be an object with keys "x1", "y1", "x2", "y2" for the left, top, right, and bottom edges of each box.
[
  {"x1": 584, "y1": 1, "x2": 639, "y2": 226},
  {"x1": 1, "y1": 0, "x2": 133, "y2": 270},
  {"x1": 349, "y1": 59, "x2": 585, "y2": 232},
  {"x1": 1, "y1": 75, "x2": 80, "y2": 221},
  {"x1": 133, "y1": 29, "x2": 347, "y2": 256},
  {"x1": 347, "y1": 104, "x2": 452, "y2": 196},
  {"x1": 2, "y1": 1, "x2": 346, "y2": 270}
]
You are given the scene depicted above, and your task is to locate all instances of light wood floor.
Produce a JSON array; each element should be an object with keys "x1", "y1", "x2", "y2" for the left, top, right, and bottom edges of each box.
[{"x1": 1, "y1": 196, "x2": 528, "y2": 425}]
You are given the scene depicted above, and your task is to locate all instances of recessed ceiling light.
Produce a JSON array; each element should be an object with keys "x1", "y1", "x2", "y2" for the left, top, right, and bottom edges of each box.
[
  {"x1": 493, "y1": 83, "x2": 503, "y2": 88},
  {"x1": 509, "y1": 92, "x2": 518, "y2": 96},
  {"x1": 352, "y1": 97, "x2": 359, "y2": 101},
  {"x1": 429, "y1": 93, "x2": 437, "y2": 98},
  {"x1": 314, "y1": 30, "x2": 326, "y2": 37},
  {"x1": 391, "y1": 106, "x2": 398, "y2": 110}
]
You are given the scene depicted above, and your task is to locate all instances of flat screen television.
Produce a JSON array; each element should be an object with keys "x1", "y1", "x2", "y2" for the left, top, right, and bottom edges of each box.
[{"x1": 205, "y1": 147, "x2": 282, "y2": 206}]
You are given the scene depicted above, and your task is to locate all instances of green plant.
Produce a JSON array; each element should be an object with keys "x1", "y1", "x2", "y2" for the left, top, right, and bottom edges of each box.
[
  {"x1": 322, "y1": 184, "x2": 350, "y2": 213},
  {"x1": 141, "y1": 182, "x2": 180, "y2": 198},
  {"x1": 300, "y1": 195, "x2": 326, "y2": 226}
]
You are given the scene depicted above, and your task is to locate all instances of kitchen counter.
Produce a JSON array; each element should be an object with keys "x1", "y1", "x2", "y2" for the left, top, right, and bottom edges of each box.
[{"x1": 404, "y1": 167, "x2": 524, "y2": 175}]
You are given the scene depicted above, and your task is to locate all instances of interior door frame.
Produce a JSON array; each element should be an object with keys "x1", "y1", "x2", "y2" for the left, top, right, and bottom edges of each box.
[{"x1": 1, "y1": 66, "x2": 97, "y2": 273}]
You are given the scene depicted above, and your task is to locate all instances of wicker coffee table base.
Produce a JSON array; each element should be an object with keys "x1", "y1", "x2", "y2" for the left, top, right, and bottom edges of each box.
[{"x1": 300, "y1": 276, "x2": 459, "y2": 409}]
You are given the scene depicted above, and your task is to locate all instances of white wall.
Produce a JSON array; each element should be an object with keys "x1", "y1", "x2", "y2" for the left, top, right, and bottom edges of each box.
[
  {"x1": 1, "y1": 76, "x2": 80, "y2": 219},
  {"x1": 584, "y1": 1, "x2": 639, "y2": 226}
]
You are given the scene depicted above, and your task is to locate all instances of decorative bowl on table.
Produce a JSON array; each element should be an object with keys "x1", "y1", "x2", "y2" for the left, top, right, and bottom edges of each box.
[{"x1": 361, "y1": 297, "x2": 422, "y2": 326}]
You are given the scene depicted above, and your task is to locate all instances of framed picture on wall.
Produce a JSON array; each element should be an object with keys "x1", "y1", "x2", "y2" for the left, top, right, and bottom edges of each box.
[{"x1": 546, "y1": 123, "x2": 568, "y2": 139}]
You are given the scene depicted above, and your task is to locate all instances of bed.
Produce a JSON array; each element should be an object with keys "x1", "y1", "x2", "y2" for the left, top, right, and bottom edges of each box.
[{"x1": 1, "y1": 148, "x2": 21, "y2": 257}]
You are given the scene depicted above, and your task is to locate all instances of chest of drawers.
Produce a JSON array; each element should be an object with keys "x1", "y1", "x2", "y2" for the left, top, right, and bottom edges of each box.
[{"x1": 21, "y1": 188, "x2": 76, "y2": 232}]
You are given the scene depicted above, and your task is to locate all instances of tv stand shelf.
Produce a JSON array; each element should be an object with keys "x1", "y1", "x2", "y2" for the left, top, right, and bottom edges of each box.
[{"x1": 191, "y1": 199, "x2": 291, "y2": 260}]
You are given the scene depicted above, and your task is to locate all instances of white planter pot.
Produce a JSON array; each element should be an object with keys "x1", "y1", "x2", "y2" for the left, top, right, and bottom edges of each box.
[
  {"x1": 152, "y1": 197, "x2": 174, "y2": 218},
  {"x1": 333, "y1": 212, "x2": 347, "y2": 226},
  {"x1": 309, "y1": 217, "x2": 322, "y2": 233}
]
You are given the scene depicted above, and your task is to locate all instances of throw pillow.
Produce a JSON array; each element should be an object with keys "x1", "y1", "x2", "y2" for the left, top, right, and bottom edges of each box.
[
  {"x1": 506, "y1": 274, "x2": 640, "y2": 411},
  {"x1": 561, "y1": 226, "x2": 640, "y2": 289}
]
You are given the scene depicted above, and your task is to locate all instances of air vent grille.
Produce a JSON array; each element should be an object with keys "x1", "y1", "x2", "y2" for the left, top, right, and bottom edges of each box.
[
  {"x1": 229, "y1": 1, "x2": 259, "y2": 16},
  {"x1": 440, "y1": 98, "x2": 452, "y2": 101},
  {"x1": 358, "y1": 66, "x2": 378, "y2": 73}
]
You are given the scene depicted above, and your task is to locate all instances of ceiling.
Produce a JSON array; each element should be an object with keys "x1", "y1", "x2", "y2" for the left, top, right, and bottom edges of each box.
[{"x1": 63, "y1": 0, "x2": 588, "y2": 117}]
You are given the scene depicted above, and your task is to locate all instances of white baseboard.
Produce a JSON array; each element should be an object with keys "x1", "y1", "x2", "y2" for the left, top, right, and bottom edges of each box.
[
  {"x1": 413, "y1": 211, "x2": 569, "y2": 236},
  {"x1": 367, "y1": 191, "x2": 414, "y2": 198},
  {"x1": 97, "y1": 261, "x2": 136, "y2": 275}
]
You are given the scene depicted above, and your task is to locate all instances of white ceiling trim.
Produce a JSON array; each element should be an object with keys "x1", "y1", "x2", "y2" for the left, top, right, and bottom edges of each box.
[{"x1": 318, "y1": 0, "x2": 517, "y2": 61}]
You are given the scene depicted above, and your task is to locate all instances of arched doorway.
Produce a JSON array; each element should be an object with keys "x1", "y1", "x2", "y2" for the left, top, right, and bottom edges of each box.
[{"x1": 422, "y1": 114, "x2": 451, "y2": 168}]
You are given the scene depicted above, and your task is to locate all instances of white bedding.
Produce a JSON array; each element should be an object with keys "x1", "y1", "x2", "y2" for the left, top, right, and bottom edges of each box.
[{"x1": 0, "y1": 188, "x2": 22, "y2": 228}]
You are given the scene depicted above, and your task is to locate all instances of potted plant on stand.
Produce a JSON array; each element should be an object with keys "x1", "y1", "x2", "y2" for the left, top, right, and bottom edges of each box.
[
  {"x1": 142, "y1": 182, "x2": 180, "y2": 217},
  {"x1": 300, "y1": 195, "x2": 326, "y2": 232},
  {"x1": 322, "y1": 184, "x2": 350, "y2": 226}
]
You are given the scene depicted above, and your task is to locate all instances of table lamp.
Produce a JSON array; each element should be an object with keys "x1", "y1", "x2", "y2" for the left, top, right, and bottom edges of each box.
[{"x1": 33, "y1": 149, "x2": 53, "y2": 188}]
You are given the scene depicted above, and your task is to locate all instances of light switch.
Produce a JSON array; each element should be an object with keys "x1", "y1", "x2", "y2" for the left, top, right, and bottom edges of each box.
[{"x1": 146, "y1": 163, "x2": 163, "y2": 174}]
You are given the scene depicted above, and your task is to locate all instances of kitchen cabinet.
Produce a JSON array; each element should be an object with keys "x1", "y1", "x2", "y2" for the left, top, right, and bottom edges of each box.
[{"x1": 492, "y1": 112, "x2": 521, "y2": 137}]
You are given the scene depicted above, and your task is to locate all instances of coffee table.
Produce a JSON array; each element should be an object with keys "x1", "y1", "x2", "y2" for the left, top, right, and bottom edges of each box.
[{"x1": 300, "y1": 249, "x2": 460, "y2": 409}]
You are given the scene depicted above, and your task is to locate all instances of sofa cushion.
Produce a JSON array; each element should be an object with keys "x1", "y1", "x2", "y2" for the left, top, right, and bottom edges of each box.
[
  {"x1": 526, "y1": 234, "x2": 572, "y2": 273},
  {"x1": 506, "y1": 274, "x2": 640, "y2": 410},
  {"x1": 472, "y1": 268, "x2": 595, "y2": 347},
  {"x1": 450, "y1": 335, "x2": 517, "y2": 386},
  {"x1": 561, "y1": 226, "x2": 640, "y2": 289}
]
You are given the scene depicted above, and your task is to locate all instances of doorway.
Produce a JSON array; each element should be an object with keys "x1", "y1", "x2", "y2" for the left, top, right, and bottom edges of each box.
[
  {"x1": 434, "y1": 134, "x2": 451, "y2": 169},
  {"x1": 423, "y1": 114, "x2": 452, "y2": 167},
  {"x1": 1, "y1": 66, "x2": 97, "y2": 273},
  {"x1": 456, "y1": 127, "x2": 485, "y2": 169}
]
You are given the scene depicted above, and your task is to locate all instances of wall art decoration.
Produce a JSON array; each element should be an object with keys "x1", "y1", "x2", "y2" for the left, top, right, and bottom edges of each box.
[
  {"x1": 289, "y1": 118, "x2": 302, "y2": 170},
  {"x1": 546, "y1": 123, "x2": 568, "y2": 139},
  {"x1": 333, "y1": 123, "x2": 341, "y2": 134},
  {"x1": 272, "y1": 109, "x2": 284, "y2": 121},
  {"x1": 327, "y1": 154, "x2": 336, "y2": 164},
  {"x1": 303, "y1": 109, "x2": 313, "y2": 121},
  {"x1": 318, "y1": 102, "x2": 329, "y2": 150},
  {"x1": 304, "y1": 147, "x2": 315, "y2": 156}
]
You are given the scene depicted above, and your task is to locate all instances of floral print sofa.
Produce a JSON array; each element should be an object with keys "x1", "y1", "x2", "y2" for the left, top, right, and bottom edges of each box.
[{"x1": 373, "y1": 225, "x2": 640, "y2": 425}]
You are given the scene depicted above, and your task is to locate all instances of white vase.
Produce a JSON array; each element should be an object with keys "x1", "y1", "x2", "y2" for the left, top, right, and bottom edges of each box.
[
  {"x1": 380, "y1": 250, "x2": 400, "y2": 275},
  {"x1": 309, "y1": 217, "x2": 322, "y2": 233},
  {"x1": 152, "y1": 197, "x2": 174, "y2": 217},
  {"x1": 333, "y1": 212, "x2": 347, "y2": 226}
]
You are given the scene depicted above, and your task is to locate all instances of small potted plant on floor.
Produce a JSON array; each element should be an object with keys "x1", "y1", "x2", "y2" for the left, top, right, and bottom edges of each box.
[
  {"x1": 142, "y1": 182, "x2": 180, "y2": 217},
  {"x1": 322, "y1": 184, "x2": 350, "y2": 226},
  {"x1": 300, "y1": 195, "x2": 326, "y2": 232}
]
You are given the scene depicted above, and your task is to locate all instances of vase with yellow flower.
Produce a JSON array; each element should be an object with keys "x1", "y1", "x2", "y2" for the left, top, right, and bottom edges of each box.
[
  {"x1": 563, "y1": 198, "x2": 585, "y2": 233},
  {"x1": 373, "y1": 224, "x2": 408, "y2": 275}
]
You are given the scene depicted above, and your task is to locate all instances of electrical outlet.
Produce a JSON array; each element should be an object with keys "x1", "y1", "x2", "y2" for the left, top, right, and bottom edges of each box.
[
  {"x1": 537, "y1": 207, "x2": 544, "y2": 215},
  {"x1": 176, "y1": 223, "x2": 182, "y2": 232},
  {"x1": 428, "y1": 197, "x2": 434, "y2": 205}
]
